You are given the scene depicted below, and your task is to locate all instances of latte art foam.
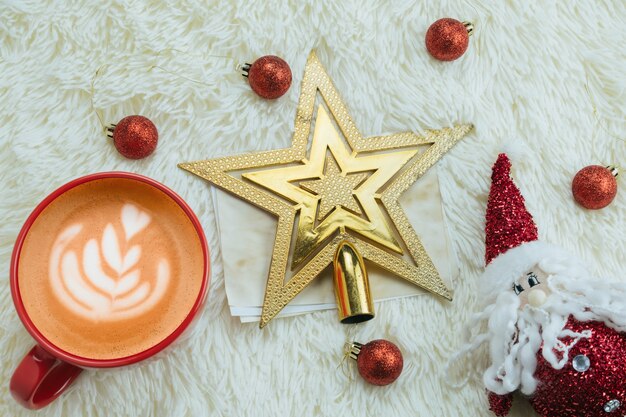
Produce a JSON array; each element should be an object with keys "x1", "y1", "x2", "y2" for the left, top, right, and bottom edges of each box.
[
  {"x1": 49, "y1": 204, "x2": 170, "y2": 321},
  {"x1": 18, "y1": 178, "x2": 205, "y2": 360}
]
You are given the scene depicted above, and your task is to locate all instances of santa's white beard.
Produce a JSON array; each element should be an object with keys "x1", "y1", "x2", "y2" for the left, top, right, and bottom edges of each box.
[{"x1": 449, "y1": 272, "x2": 626, "y2": 396}]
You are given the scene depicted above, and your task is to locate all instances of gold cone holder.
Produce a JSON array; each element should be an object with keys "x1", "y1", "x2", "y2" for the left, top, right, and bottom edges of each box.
[{"x1": 333, "y1": 241, "x2": 374, "y2": 323}]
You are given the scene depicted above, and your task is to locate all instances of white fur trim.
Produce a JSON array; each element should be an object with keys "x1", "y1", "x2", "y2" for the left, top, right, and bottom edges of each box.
[{"x1": 483, "y1": 241, "x2": 575, "y2": 296}]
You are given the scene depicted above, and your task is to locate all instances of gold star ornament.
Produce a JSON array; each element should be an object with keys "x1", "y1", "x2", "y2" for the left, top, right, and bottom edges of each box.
[{"x1": 180, "y1": 51, "x2": 473, "y2": 328}]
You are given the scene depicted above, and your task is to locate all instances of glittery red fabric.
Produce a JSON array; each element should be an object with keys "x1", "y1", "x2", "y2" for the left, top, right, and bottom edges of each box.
[
  {"x1": 425, "y1": 18, "x2": 469, "y2": 61},
  {"x1": 530, "y1": 318, "x2": 626, "y2": 417},
  {"x1": 485, "y1": 154, "x2": 538, "y2": 265},
  {"x1": 113, "y1": 115, "x2": 158, "y2": 159},
  {"x1": 248, "y1": 55, "x2": 292, "y2": 99},
  {"x1": 356, "y1": 340, "x2": 403, "y2": 386},
  {"x1": 488, "y1": 391, "x2": 513, "y2": 416},
  {"x1": 572, "y1": 165, "x2": 618, "y2": 210}
]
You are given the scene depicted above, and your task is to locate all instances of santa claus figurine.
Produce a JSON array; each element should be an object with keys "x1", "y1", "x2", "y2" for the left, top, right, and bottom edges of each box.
[{"x1": 452, "y1": 153, "x2": 626, "y2": 417}]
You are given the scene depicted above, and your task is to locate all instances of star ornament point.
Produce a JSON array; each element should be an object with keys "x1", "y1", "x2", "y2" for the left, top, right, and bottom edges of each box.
[{"x1": 180, "y1": 51, "x2": 473, "y2": 328}]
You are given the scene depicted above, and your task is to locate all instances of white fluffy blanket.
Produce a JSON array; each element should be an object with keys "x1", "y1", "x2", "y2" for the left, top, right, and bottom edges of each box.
[{"x1": 1, "y1": 1, "x2": 624, "y2": 416}]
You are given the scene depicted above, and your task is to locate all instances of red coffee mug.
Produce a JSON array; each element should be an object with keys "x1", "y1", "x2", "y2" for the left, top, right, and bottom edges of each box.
[{"x1": 9, "y1": 172, "x2": 210, "y2": 409}]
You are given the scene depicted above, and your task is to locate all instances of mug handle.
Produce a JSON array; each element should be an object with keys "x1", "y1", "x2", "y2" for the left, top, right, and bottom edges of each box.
[{"x1": 10, "y1": 345, "x2": 82, "y2": 409}]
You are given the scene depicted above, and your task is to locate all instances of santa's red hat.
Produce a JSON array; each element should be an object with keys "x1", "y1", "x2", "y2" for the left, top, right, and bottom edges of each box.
[
  {"x1": 482, "y1": 153, "x2": 575, "y2": 294},
  {"x1": 485, "y1": 153, "x2": 538, "y2": 265}
]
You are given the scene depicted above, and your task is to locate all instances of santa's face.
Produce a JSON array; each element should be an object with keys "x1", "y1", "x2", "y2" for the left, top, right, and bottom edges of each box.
[{"x1": 512, "y1": 265, "x2": 550, "y2": 308}]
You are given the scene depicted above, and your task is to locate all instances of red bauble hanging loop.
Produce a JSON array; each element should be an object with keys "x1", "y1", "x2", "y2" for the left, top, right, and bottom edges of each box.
[
  {"x1": 242, "y1": 55, "x2": 292, "y2": 99},
  {"x1": 348, "y1": 339, "x2": 404, "y2": 386},
  {"x1": 425, "y1": 18, "x2": 473, "y2": 61},
  {"x1": 106, "y1": 115, "x2": 158, "y2": 159},
  {"x1": 572, "y1": 165, "x2": 618, "y2": 209}
]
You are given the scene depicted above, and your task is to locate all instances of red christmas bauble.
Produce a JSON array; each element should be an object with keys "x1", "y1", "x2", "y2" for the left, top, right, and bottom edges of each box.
[
  {"x1": 355, "y1": 339, "x2": 403, "y2": 386},
  {"x1": 572, "y1": 165, "x2": 618, "y2": 209},
  {"x1": 111, "y1": 115, "x2": 158, "y2": 159},
  {"x1": 425, "y1": 18, "x2": 472, "y2": 61},
  {"x1": 246, "y1": 55, "x2": 292, "y2": 99}
]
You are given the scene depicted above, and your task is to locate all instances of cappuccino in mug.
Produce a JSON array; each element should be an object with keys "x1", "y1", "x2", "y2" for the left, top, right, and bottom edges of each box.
[{"x1": 17, "y1": 177, "x2": 205, "y2": 360}]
